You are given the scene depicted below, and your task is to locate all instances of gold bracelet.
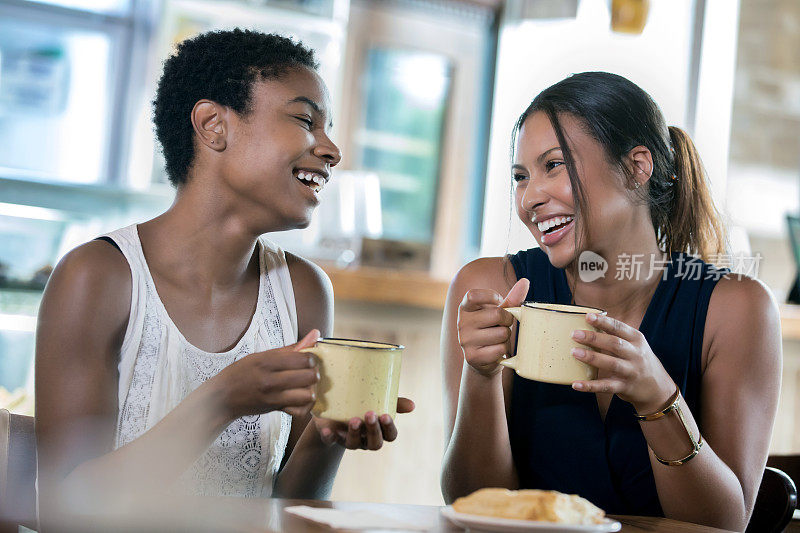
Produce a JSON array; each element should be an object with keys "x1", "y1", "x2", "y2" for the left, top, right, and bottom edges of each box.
[
  {"x1": 634, "y1": 387, "x2": 681, "y2": 421},
  {"x1": 635, "y1": 386, "x2": 704, "y2": 466},
  {"x1": 654, "y1": 435, "x2": 703, "y2": 466}
]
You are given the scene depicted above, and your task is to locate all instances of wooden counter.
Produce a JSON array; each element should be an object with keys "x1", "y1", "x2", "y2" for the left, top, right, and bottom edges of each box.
[
  {"x1": 320, "y1": 265, "x2": 450, "y2": 310},
  {"x1": 322, "y1": 266, "x2": 800, "y2": 342}
]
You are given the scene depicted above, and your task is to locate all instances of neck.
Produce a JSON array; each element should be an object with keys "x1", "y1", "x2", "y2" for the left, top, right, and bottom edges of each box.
[
  {"x1": 139, "y1": 178, "x2": 266, "y2": 287},
  {"x1": 565, "y1": 224, "x2": 666, "y2": 322}
]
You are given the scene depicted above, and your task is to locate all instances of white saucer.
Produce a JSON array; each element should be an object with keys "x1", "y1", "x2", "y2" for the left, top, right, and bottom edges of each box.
[{"x1": 440, "y1": 506, "x2": 622, "y2": 533}]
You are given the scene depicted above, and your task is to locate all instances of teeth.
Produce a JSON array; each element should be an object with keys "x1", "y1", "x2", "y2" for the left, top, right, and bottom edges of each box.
[
  {"x1": 296, "y1": 171, "x2": 326, "y2": 193},
  {"x1": 537, "y1": 215, "x2": 573, "y2": 233}
]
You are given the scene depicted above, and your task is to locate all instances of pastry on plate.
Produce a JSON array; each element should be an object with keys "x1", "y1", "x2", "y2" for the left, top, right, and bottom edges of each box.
[{"x1": 452, "y1": 487, "x2": 606, "y2": 525}]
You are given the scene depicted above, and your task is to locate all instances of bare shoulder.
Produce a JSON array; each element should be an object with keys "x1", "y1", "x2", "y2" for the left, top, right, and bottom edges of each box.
[
  {"x1": 448, "y1": 256, "x2": 517, "y2": 302},
  {"x1": 42, "y1": 240, "x2": 131, "y2": 321},
  {"x1": 707, "y1": 274, "x2": 778, "y2": 325},
  {"x1": 284, "y1": 252, "x2": 333, "y2": 336},
  {"x1": 284, "y1": 252, "x2": 333, "y2": 299},
  {"x1": 705, "y1": 273, "x2": 780, "y2": 366},
  {"x1": 37, "y1": 239, "x2": 132, "y2": 365}
]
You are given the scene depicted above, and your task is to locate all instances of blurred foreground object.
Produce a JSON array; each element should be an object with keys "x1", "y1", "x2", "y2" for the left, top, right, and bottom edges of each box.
[{"x1": 0, "y1": 409, "x2": 37, "y2": 531}]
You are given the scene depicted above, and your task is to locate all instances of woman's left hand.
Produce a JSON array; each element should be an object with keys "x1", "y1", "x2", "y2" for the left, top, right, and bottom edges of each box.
[
  {"x1": 571, "y1": 313, "x2": 675, "y2": 414},
  {"x1": 312, "y1": 397, "x2": 415, "y2": 450}
]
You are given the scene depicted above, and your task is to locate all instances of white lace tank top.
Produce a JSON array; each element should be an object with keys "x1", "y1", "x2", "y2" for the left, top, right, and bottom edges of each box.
[{"x1": 103, "y1": 224, "x2": 295, "y2": 497}]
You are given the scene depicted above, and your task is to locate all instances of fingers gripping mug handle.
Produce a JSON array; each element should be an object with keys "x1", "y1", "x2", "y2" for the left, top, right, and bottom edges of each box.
[
  {"x1": 498, "y1": 306, "x2": 523, "y2": 369},
  {"x1": 299, "y1": 347, "x2": 324, "y2": 415}
]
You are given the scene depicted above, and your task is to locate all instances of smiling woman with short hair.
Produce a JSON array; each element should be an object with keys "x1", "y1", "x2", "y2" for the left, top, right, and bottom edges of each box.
[{"x1": 34, "y1": 29, "x2": 412, "y2": 528}]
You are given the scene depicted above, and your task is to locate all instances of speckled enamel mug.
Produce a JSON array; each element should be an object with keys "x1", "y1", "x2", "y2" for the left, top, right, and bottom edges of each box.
[
  {"x1": 499, "y1": 302, "x2": 606, "y2": 385},
  {"x1": 302, "y1": 338, "x2": 403, "y2": 423}
]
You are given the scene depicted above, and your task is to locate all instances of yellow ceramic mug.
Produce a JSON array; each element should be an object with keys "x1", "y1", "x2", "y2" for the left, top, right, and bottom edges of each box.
[
  {"x1": 499, "y1": 302, "x2": 606, "y2": 385},
  {"x1": 302, "y1": 338, "x2": 403, "y2": 422}
]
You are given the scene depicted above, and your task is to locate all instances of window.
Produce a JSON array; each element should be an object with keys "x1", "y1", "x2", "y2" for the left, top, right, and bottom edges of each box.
[
  {"x1": 0, "y1": 1, "x2": 136, "y2": 184},
  {"x1": 260, "y1": 0, "x2": 342, "y2": 19},
  {"x1": 20, "y1": 0, "x2": 131, "y2": 16},
  {"x1": 338, "y1": 0, "x2": 494, "y2": 275},
  {"x1": 355, "y1": 48, "x2": 452, "y2": 243}
]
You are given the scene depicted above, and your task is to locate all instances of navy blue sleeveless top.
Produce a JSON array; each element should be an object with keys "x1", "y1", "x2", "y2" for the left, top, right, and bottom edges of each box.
[{"x1": 507, "y1": 248, "x2": 725, "y2": 516}]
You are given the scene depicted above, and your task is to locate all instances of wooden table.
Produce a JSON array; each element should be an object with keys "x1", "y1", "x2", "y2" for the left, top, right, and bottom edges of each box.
[
  {"x1": 44, "y1": 497, "x2": 738, "y2": 532},
  {"x1": 272, "y1": 499, "x2": 734, "y2": 532},
  {"x1": 59, "y1": 497, "x2": 728, "y2": 532}
]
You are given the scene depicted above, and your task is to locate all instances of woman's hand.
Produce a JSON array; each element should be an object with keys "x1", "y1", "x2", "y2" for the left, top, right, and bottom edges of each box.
[
  {"x1": 208, "y1": 330, "x2": 321, "y2": 421},
  {"x1": 312, "y1": 397, "x2": 415, "y2": 450},
  {"x1": 570, "y1": 313, "x2": 675, "y2": 413},
  {"x1": 457, "y1": 278, "x2": 530, "y2": 377}
]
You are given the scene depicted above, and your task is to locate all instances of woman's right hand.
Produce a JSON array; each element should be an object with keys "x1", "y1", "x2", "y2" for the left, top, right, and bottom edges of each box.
[
  {"x1": 457, "y1": 279, "x2": 529, "y2": 376},
  {"x1": 209, "y1": 330, "x2": 321, "y2": 421}
]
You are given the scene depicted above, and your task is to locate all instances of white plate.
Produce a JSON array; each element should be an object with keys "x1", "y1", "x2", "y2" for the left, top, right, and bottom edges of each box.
[{"x1": 440, "y1": 506, "x2": 622, "y2": 533}]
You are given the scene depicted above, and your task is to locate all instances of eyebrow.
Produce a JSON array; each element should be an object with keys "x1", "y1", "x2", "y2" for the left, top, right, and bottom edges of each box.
[
  {"x1": 287, "y1": 96, "x2": 333, "y2": 128},
  {"x1": 537, "y1": 147, "x2": 562, "y2": 164},
  {"x1": 288, "y1": 96, "x2": 321, "y2": 113},
  {"x1": 512, "y1": 147, "x2": 562, "y2": 172}
]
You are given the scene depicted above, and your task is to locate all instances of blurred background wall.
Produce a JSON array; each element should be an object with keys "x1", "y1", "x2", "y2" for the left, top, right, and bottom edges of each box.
[{"x1": 1, "y1": 0, "x2": 799, "y2": 506}]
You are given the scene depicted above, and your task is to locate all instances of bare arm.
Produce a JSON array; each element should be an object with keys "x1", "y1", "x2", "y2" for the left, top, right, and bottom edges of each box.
[
  {"x1": 440, "y1": 257, "x2": 526, "y2": 503},
  {"x1": 36, "y1": 242, "x2": 319, "y2": 528},
  {"x1": 570, "y1": 276, "x2": 781, "y2": 530},
  {"x1": 273, "y1": 253, "x2": 341, "y2": 499},
  {"x1": 35, "y1": 242, "x2": 232, "y2": 523},
  {"x1": 35, "y1": 242, "x2": 130, "y2": 525},
  {"x1": 650, "y1": 277, "x2": 781, "y2": 529}
]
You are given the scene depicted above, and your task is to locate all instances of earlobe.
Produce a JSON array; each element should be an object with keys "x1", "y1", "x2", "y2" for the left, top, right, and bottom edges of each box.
[{"x1": 191, "y1": 99, "x2": 227, "y2": 151}]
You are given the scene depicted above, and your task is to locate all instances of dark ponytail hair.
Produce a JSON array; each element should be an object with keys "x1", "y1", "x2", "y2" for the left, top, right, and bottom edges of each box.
[
  {"x1": 511, "y1": 72, "x2": 726, "y2": 261},
  {"x1": 665, "y1": 126, "x2": 726, "y2": 260}
]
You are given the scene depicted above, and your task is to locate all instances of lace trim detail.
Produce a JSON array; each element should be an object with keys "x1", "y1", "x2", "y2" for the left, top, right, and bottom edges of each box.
[
  {"x1": 261, "y1": 265, "x2": 286, "y2": 348},
  {"x1": 115, "y1": 285, "x2": 162, "y2": 448},
  {"x1": 273, "y1": 409, "x2": 293, "y2": 478},
  {"x1": 179, "y1": 343, "x2": 267, "y2": 497},
  {"x1": 115, "y1": 243, "x2": 291, "y2": 497}
]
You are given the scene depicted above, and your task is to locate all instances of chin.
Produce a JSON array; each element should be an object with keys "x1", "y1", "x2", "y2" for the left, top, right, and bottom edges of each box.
[
  {"x1": 258, "y1": 210, "x2": 313, "y2": 233},
  {"x1": 287, "y1": 211, "x2": 313, "y2": 230},
  {"x1": 541, "y1": 243, "x2": 577, "y2": 270}
]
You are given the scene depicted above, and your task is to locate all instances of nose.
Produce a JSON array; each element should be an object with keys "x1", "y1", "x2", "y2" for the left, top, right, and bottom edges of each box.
[
  {"x1": 520, "y1": 177, "x2": 548, "y2": 213},
  {"x1": 313, "y1": 132, "x2": 342, "y2": 167}
]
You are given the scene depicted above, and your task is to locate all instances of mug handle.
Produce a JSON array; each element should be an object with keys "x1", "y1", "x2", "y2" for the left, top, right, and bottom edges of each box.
[
  {"x1": 299, "y1": 347, "x2": 324, "y2": 415},
  {"x1": 498, "y1": 306, "x2": 523, "y2": 370}
]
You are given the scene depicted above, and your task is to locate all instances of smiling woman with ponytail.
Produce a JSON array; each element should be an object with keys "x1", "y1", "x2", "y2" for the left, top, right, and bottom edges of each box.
[{"x1": 440, "y1": 72, "x2": 781, "y2": 530}]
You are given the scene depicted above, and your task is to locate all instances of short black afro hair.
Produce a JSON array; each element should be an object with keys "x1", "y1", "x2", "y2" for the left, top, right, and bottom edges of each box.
[{"x1": 152, "y1": 28, "x2": 319, "y2": 186}]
